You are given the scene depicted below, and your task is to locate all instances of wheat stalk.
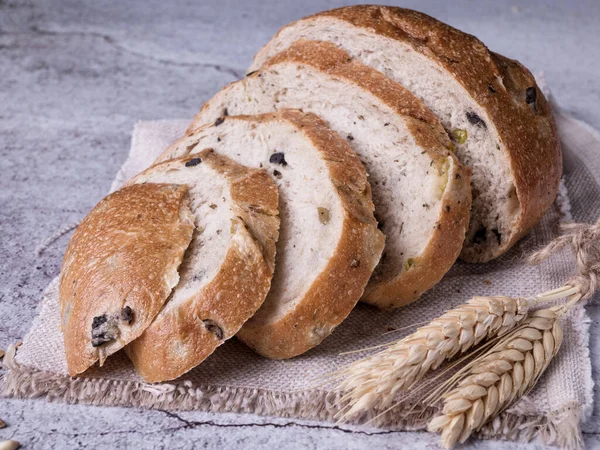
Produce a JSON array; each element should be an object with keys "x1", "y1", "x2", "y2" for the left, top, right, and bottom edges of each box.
[
  {"x1": 332, "y1": 285, "x2": 580, "y2": 420},
  {"x1": 427, "y1": 304, "x2": 569, "y2": 448},
  {"x1": 335, "y1": 296, "x2": 534, "y2": 418}
]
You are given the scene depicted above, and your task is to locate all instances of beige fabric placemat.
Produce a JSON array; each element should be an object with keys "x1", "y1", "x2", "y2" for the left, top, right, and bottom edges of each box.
[{"x1": 3, "y1": 103, "x2": 598, "y2": 446}]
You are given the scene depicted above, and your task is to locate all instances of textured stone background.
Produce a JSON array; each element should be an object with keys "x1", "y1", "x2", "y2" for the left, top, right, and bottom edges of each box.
[{"x1": 1, "y1": 0, "x2": 599, "y2": 448}]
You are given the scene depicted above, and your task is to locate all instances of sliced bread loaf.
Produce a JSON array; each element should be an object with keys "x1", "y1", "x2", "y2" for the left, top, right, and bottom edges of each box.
[
  {"x1": 184, "y1": 41, "x2": 472, "y2": 308},
  {"x1": 124, "y1": 150, "x2": 279, "y2": 382},
  {"x1": 249, "y1": 5, "x2": 562, "y2": 262},
  {"x1": 158, "y1": 110, "x2": 384, "y2": 358},
  {"x1": 59, "y1": 183, "x2": 195, "y2": 376}
]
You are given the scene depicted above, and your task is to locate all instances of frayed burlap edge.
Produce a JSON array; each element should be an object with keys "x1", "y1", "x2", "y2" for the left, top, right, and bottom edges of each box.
[{"x1": 1, "y1": 343, "x2": 584, "y2": 448}]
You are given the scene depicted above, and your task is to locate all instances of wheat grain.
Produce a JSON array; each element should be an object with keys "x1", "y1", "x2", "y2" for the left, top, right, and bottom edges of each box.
[
  {"x1": 0, "y1": 440, "x2": 20, "y2": 450},
  {"x1": 336, "y1": 296, "x2": 533, "y2": 418},
  {"x1": 427, "y1": 306, "x2": 564, "y2": 448}
]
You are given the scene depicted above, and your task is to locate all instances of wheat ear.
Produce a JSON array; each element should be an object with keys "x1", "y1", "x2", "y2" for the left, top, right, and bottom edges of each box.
[
  {"x1": 335, "y1": 295, "x2": 536, "y2": 418},
  {"x1": 428, "y1": 305, "x2": 567, "y2": 448}
]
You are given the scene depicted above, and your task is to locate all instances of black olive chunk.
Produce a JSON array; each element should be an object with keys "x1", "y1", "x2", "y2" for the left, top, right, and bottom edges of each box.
[
  {"x1": 269, "y1": 152, "x2": 288, "y2": 166},
  {"x1": 492, "y1": 228, "x2": 502, "y2": 245},
  {"x1": 466, "y1": 112, "x2": 487, "y2": 129},
  {"x1": 488, "y1": 84, "x2": 496, "y2": 93},
  {"x1": 185, "y1": 157, "x2": 202, "y2": 167},
  {"x1": 92, "y1": 333, "x2": 113, "y2": 347},
  {"x1": 215, "y1": 117, "x2": 225, "y2": 126},
  {"x1": 526, "y1": 86, "x2": 538, "y2": 112},
  {"x1": 273, "y1": 169, "x2": 282, "y2": 178},
  {"x1": 526, "y1": 86, "x2": 537, "y2": 104},
  {"x1": 121, "y1": 306, "x2": 133, "y2": 323},
  {"x1": 245, "y1": 70, "x2": 258, "y2": 77},
  {"x1": 92, "y1": 314, "x2": 108, "y2": 329},
  {"x1": 91, "y1": 314, "x2": 115, "y2": 347},
  {"x1": 473, "y1": 227, "x2": 487, "y2": 245},
  {"x1": 202, "y1": 319, "x2": 224, "y2": 340}
]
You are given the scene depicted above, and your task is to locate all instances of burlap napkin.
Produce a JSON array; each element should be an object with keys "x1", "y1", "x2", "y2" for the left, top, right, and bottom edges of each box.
[{"x1": 3, "y1": 101, "x2": 597, "y2": 447}]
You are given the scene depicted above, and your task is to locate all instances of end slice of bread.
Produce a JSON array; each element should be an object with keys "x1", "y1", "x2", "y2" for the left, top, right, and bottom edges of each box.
[
  {"x1": 124, "y1": 150, "x2": 280, "y2": 382},
  {"x1": 159, "y1": 110, "x2": 384, "y2": 358},
  {"x1": 249, "y1": 5, "x2": 562, "y2": 262},
  {"x1": 59, "y1": 183, "x2": 195, "y2": 376},
  {"x1": 183, "y1": 41, "x2": 472, "y2": 308}
]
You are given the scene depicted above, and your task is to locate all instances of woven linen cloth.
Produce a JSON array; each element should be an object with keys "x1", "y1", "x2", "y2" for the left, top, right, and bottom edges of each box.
[{"x1": 2, "y1": 102, "x2": 598, "y2": 446}]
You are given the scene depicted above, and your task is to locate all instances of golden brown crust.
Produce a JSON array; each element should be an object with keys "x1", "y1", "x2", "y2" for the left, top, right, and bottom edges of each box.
[
  {"x1": 125, "y1": 150, "x2": 280, "y2": 382},
  {"x1": 161, "y1": 110, "x2": 385, "y2": 357},
  {"x1": 257, "y1": 5, "x2": 562, "y2": 261},
  {"x1": 478, "y1": 52, "x2": 562, "y2": 259},
  {"x1": 59, "y1": 183, "x2": 195, "y2": 376}
]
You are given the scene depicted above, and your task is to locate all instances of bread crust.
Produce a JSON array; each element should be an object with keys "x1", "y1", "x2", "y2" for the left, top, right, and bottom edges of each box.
[
  {"x1": 123, "y1": 150, "x2": 279, "y2": 382},
  {"x1": 252, "y1": 5, "x2": 562, "y2": 262},
  {"x1": 59, "y1": 183, "x2": 195, "y2": 376},
  {"x1": 161, "y1": 111, "x2": 385, "y2": 357},
  {"x1": 185, "y1": 41, "x2": 471, "y2": 309}
]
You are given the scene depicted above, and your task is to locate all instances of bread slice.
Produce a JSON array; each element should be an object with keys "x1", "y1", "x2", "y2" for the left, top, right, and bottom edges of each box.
[
  {"x1": 184, "y1": 41, "x2": 472, "y2": 308},
  {"x1": 249, "y1": 5, "x2": 562, "y2": 262},
  {"x1": 123, "y1": 150, "x2": 279, "y2": 382},
  {"x1": 59, "y1": 183, "x2": 195, "y2": 376},
  {"x1": 158, "y1": 110, "x2": 384, "y2": 358}
]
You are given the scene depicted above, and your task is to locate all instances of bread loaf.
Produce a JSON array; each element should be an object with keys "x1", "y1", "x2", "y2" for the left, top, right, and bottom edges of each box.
[
  {"x1": 249, "y1": 5, "x2": 562, "y2": 262},
  {"x1": 122, "y1": 150, "x2": 279, "y2": 382},
  {"x1": 159, "y1": 110, "x2": 384, "y2": 358},
  {"x1": 59, "y1": 183, "x2": 195, "y2": 376},
  {"x1": 184, "y1": 41, "x2": 472, "y2": 308}
]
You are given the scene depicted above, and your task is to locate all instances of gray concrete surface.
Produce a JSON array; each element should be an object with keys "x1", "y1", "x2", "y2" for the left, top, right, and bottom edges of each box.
[{"x1": 1, "y1": 0, "x2": 599, "y2": 448}]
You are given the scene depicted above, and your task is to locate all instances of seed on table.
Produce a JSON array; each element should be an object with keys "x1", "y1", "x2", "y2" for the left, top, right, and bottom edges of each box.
[{"x1": 0, "y1": 440, "x2": 21, "y2": 450}]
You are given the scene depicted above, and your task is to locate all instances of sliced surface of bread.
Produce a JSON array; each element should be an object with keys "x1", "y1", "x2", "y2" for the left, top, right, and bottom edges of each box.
[
  {"x1": 124, "y1": 150, "x2": 280, "y2": 382},
  {"x1": 159, "y1": 110, "x2": 384, "y2": 358},
  {"x1": 59, "y1": 183, "x2": 195, "y2": 376},
  {"x1": 250, "y1": 5, "x2": 562, "y2": 262},
  {"x1": 185, "y1": 42, "x2": 472, "y2": 308}
]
